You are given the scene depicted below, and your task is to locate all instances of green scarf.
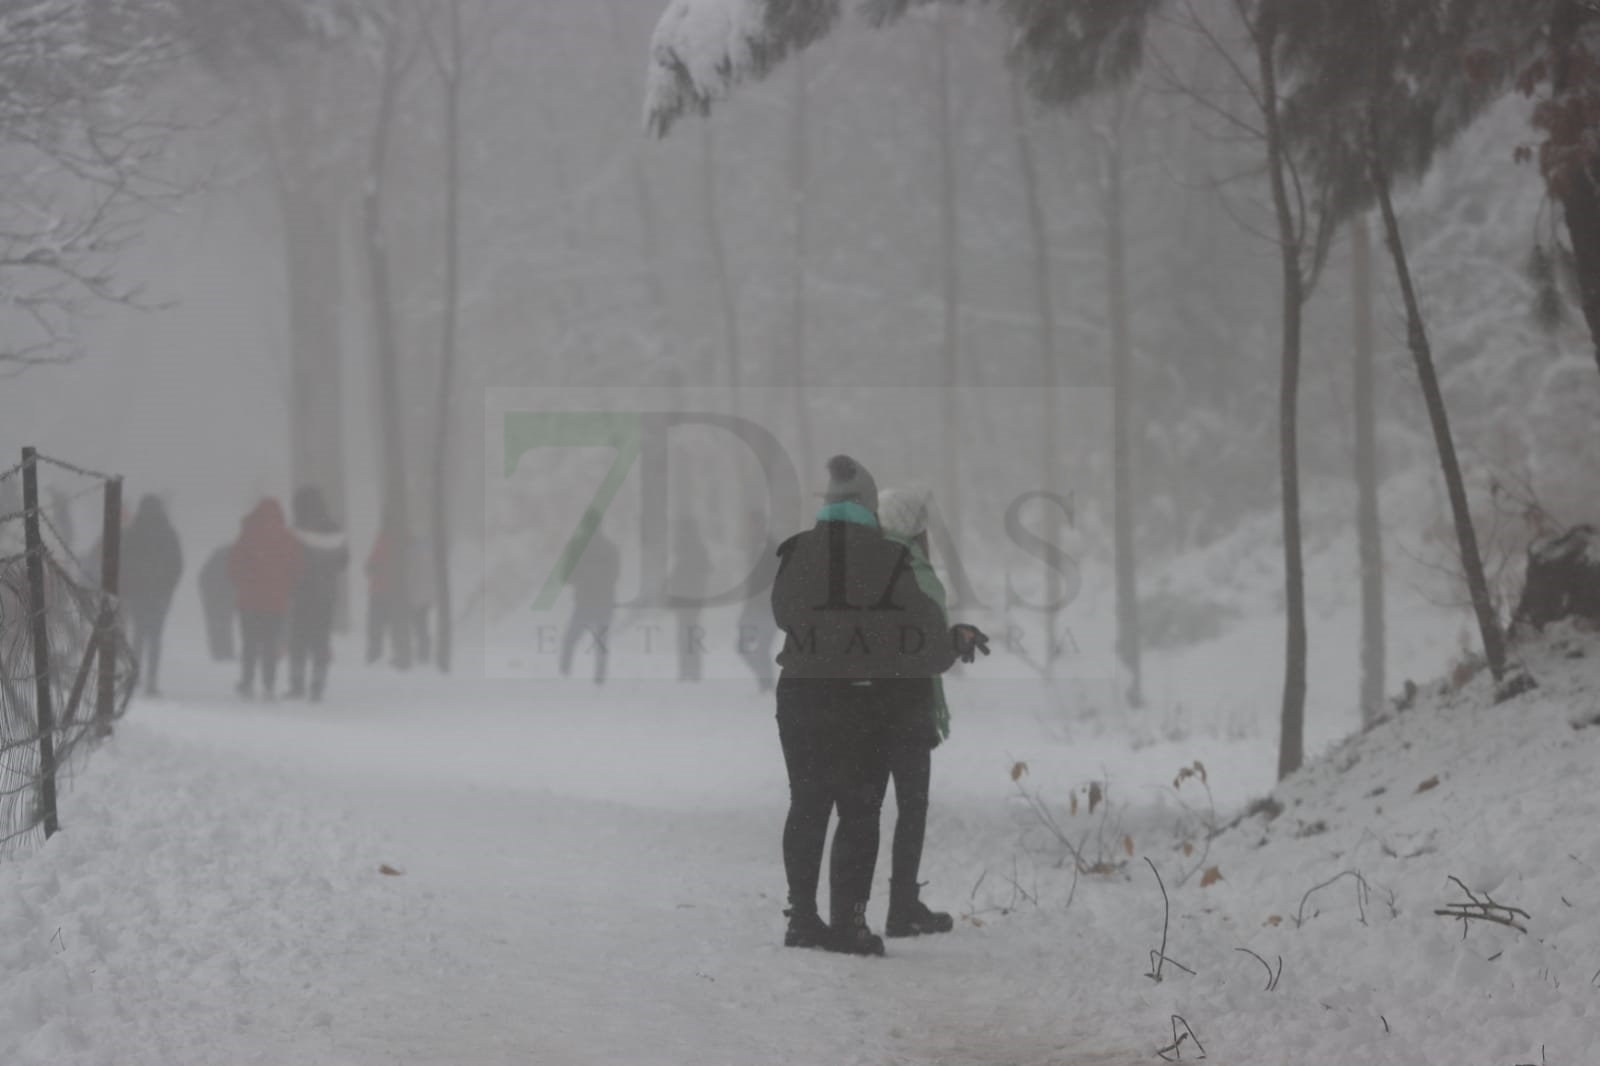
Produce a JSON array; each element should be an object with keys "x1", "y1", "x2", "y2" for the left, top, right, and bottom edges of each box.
[{"x1": 815, "y1": 501, "x2": 879, "y2": 528}]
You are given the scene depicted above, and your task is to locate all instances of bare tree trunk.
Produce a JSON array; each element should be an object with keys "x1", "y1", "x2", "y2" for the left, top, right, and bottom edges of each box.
[
  {"x1": 1100, "y1": 92, "x2": 1143, "y2": 709},
  {"x1": 1352, "y1": 213, "x2": 1385, "y2": 726},
  {"x1": 1011, "y1": 72, "x2": 1064, "y2": 674},
  {"x1": 363, "y1": 29, "x2": 413, "y2": 669},
  {"x1": 1256, "y1": 15, "x2": 1308, "y2": 780},
  {"x1": 607, "y1": 0, "x2": 668, "y2": 337},
  {"x1": 1551, "y1": 0, "x2": 1600, "y2": 373},
  {"x1": 935, "y1": 7, "x2": 963, "y2": 551},
  {"x1": 429, "y1": 0, "x2": 463, "y2": 673},
  {"x1": 790, "y1": 56, "x2": 814, "y2": 486},
  {"x1": 700, "y1": 122, "x2": 742, "y2": 389},
  {"x1": 271, "y1": 77, "x2": 349, "y2": 629},
  {"x1": 1369, "y1": 137, "x2": 1517, "y2": 690}
]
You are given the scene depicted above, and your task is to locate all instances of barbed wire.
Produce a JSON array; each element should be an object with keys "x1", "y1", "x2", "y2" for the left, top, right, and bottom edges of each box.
[{"x1": 30, "y1": 452, "x2": 119, "y2": 484}]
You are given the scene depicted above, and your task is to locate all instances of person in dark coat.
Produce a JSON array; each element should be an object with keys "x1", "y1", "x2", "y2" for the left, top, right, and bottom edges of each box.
[
  {"x1": 287, "y1": 487, "x2": 348, "y2": 701},
  {"x1": 736, "y1": 509, "x2": 781, "y2": 693},
  {"x1": 671, "y1": 515, "x2": 711, "y2": 682},
  {"x1": 198, "y1": 544, "x2": 236, "y2": 661},
  {"x1": 769, "y1": 455, "x2": 969, "y2": 957},
  {"x1": 121, "y1": 495, "x2": 184, "y2": 697},
  {"x1": 229, "y1": 498, "x2": 304, "y2": 699},
  {"x1": 559, "y1": 510, "x2": 620, "y2": 685}
]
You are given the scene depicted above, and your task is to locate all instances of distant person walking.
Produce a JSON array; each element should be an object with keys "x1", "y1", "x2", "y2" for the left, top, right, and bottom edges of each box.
[
  {"x1": 671, "y1": 516, "x2": 711, "y2": 682},
  {"x1": 287, "y1": 487, "x2": 348, "y2": 701},
  {"x1": 121, "y1": 496, "x2": 183, "y2": 697},
  {"x1": 198, "y1": 544, "x2": 236, "y2": 661},
  {"x1": 229, "y1": 498, "x2": 303, "y2": 700},
  {"x1": 559, "y1": 511, "x2": 620, "y2": 685}
]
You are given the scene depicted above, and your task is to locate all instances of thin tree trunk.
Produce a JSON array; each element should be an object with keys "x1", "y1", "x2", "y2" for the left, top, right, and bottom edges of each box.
[
  {"x1": 936, "y1": 6, "x2": 962, "y2": 553},
  {"x1": 1101, "y1": 95, "x2": 1143, "y2": 709},
  {"x1": 1352, "y1": 213, "x2": 1385, "y2": 727},
  {"x1": 430, "y1": 0, "x2": 463, "y2": 673},
  {"x1": 364, "y1": 31, "x2": 412, "y2": 669},
  {"x1": 1368, "y1": 136, "x2": 1514, "y2": 688},
  {"x1": 790, "y1": 57, "x2": 814, "y2": 487},
  {"x1": 607, "y1": 0, "x2": 668, "y2": 337},
  {"x1": 700, "y1": 122, "x2": 741, "y2": 389},
  {"x1": 272, "y1": 77, "x2": 349, "y2": 630},
  {"x1": 1012, "y1": 72, "x2": 1063, "y2": 674},
  {"x1": 1551, "y1": 0, "x2": 1600, "y2": 373},
  {"x1": 1256, "y1": 15, "x2": 1308, "y2": 780}
]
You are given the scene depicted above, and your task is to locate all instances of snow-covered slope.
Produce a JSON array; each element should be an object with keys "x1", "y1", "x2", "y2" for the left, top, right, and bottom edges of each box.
[{"x1": 0, "y1": 616, "x2": 1593, "y2": 1064}]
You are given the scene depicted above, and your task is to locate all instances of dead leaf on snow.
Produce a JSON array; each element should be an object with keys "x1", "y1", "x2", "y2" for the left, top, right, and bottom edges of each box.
[
  {"x1": 1088, "y1": 781, "x2": 1103, "y2": 815},
  {"x1": 1200, "y1": 866, "x2": 1223, "y2": 888},
  {"x1": 1265, "y1": 915, "x2": 1283, "y2": 927},
  {"x1": 1070, "y1": 792, "x2": 1079, "y2": 817},
  {"x1": 1123, "y1": 834, "x2": 1135, "y2": 857},
  {"x1": 379, "y1": 864, "x2": 405, "y2": 877},
  {"x1": 1415, "y1": 775, "x2": 1440, "y2": 794},
  {"x1": 1010, "y1": 761, "x2": 1029, "y2": 782},
  {"x1": 1182, "y1": 841, "x2": 1195, "y2": 857}
]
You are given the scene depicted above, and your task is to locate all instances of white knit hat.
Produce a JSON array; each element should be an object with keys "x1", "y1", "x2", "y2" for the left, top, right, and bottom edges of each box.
[{"x1": 878, "y1": 487, "x2": 933, "y2": 539}]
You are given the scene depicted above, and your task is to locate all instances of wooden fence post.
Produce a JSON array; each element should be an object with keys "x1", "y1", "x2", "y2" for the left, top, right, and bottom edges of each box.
[
  {"x1": 95, "y1": 477, "x2": 122, "y2": 738},
  {"x1": 21, "y1": 448, "x2": 59, "y2": 839}
]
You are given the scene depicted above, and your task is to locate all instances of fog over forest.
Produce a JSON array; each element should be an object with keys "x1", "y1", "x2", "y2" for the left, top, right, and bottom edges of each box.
[{"x1": 0, "y1": 1, "x2": 1596, "y2": 1063}]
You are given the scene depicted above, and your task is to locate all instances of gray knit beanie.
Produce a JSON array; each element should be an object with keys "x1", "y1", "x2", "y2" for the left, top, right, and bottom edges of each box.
[
  {"x1": 823, "y1": 455, "x2": 879, "y2": 514},
  {"x1": 877, "y1": 487, "x2": 933, "y2": 539}
]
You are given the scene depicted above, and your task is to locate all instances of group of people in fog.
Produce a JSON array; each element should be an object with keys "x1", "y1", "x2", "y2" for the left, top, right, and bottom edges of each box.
[{"x1": 77, "y1": 482, "x2": 433, "y2": 703}]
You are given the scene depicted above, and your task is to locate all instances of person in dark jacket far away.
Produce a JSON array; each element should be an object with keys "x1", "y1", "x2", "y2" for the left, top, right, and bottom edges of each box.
[
  {"x1": 559, "y1": 510, "x2": 620, "y2": 685},
  {"x1": 770, "y1": 455, "x2": 981, "y2": 957},
  {"x1": 198, "y1": 544, "x2": 236, "y2": 661},
  {"x1": 287, "y1": 487, "x2": 349, "y2": 701},
  {"x1": 877, "y1": 487, "x2": 989, "y2": 938},
  {"x1": 736, "y1": 509, "x2": 781, "y2": 693},
  {"x1": 229, "y1": 498, "x2": 304, "y2": 700},
  {"x1": 121, "y1": 495, "x2": 184, "y2": 697},
  {"x1": 671, "y1": 515, "x2": 711, "y2": 682}
]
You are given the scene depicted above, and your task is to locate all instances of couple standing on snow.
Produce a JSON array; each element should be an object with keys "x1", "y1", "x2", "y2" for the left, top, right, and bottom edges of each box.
[{"x1": 772, "y1": 455, "x2": 989, "y2": 957}]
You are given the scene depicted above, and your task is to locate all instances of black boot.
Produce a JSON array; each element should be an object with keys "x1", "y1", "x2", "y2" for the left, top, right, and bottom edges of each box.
[
  {"x1": 783, "y1": 907, "x2": 830, "y2": 949},
  {"x1": 825, "y1": 901, "x2": 886, "y2": 957},
  {"x1": 886, "y1": 881, "x2": 954, "y2": 938}
]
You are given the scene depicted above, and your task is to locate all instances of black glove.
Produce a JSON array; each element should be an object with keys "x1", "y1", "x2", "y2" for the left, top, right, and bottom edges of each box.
[{"x1": 951, "y1": 624, "x2": 991, "y2": 664}]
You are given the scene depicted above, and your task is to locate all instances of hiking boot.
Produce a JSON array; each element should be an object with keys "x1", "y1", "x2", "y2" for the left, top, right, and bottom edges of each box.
[
  {"x1": 783, "y1": 908, "x2": 830, "y2": 949},
  {"x1": 886, "y1": 883, "x2": 954, "y2": 938},
  {"x1": 825, "y1": 902, "x2": 886, "y2": 957}
]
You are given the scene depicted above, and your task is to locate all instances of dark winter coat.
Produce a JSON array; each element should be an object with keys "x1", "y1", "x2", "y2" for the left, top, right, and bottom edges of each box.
[
  {"x1": 771, "y1": 508, "x2": 957, "y2": 685},
  {"x1": 121, "y1": 496, "x2": 183, "y2": 625},
  {"x1": 291, "y1": 488, "x2": 349, "y2": 630},
  {"x1": 569, "y1": 530, "x2": 620, "y2": 613},
  {"x1": 229, "y1": 499, "x2": 304, "y2": 616}
]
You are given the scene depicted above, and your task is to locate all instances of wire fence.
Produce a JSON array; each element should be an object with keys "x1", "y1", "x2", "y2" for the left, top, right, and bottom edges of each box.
[{"x1": 0, "y1": 449, "x2": 135, "y2": 854}]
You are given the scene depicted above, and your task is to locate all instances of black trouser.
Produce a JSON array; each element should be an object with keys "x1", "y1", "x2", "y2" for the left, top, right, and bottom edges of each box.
[
  {"x1": 130, "y1": 606, "x2": 169, "y2": 696},
  {"x1": 776, "y1": 678, "x2": 893, "y2": 928},
  {"x1": 560, "y1": 605, "x2": 611, "y2": 683},
  {"x1": 288, "y1": 605, "x2": 334, "y2": 699},
  {"x1": 888, "y1": 708, "x2": 936, "y2": 894},
  {"x1": 239, "y1": 611, "x2": 285, "y2": 695}
]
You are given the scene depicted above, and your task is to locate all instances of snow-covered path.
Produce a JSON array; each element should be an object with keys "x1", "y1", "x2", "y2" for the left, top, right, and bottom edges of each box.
[{"x1": 6, "y1": 661, "x2": 1164, "y2": 1066}]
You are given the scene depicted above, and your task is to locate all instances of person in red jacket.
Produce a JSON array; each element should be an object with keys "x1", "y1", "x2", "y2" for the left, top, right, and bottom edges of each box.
[{"x1": 229, "y1": 498, "x2": 304, "y2": 699}]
